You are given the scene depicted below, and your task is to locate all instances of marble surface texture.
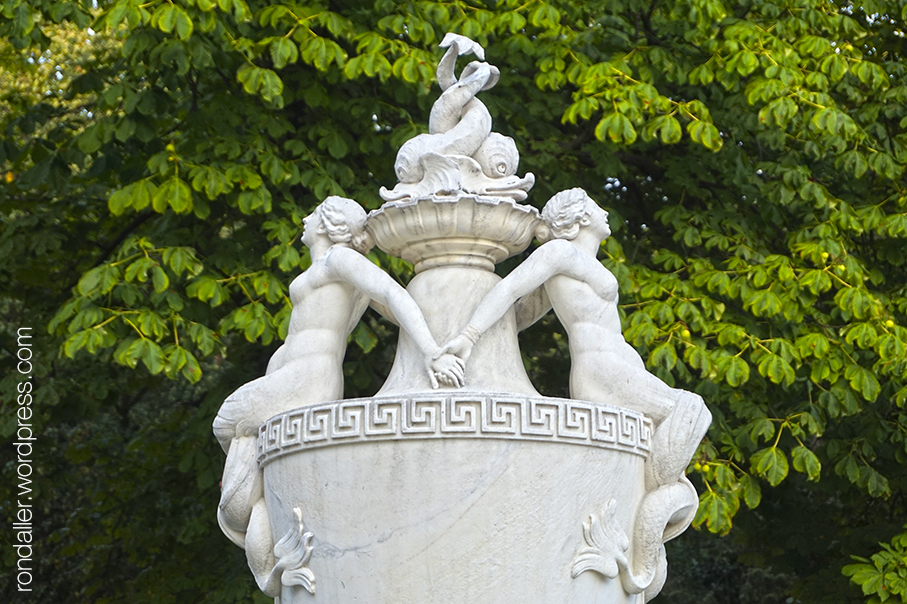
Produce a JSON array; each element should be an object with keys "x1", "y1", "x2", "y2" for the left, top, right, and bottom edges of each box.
[{"x1": 214, "y1": 33, "x2": 711, "y2": 604}]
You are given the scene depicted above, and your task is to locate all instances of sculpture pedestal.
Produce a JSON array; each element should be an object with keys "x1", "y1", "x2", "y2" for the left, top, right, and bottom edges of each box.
[{"x1": 259, "y1": 393, "x2": 654, "y2": 603}]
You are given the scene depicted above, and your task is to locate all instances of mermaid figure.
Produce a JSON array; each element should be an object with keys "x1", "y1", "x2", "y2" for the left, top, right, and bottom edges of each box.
[{"x1": 214, "y1": 196, "x2": 464, "y2": 595}]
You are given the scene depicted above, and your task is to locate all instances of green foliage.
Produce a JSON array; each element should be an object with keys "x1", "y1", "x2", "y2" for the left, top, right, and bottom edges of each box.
[
  {"x1": 844, "y1": 529, "x2": 907, "y2": 603},
  {"x1": 2, "y1": 0, "x2": 907, "y2": 602}
]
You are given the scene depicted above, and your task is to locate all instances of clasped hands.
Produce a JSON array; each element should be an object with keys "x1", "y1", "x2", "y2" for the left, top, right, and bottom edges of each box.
[{"x1": 426, "y1": 326, "x2": 480, "y2": 389}]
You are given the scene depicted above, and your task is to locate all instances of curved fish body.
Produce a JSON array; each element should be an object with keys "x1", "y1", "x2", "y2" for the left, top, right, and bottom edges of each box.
[
  {"x1": 394, "y1": 61, "x2": 495, "y2": 184},
  {"x1": 387, "y1": 34, "x2": 532, "y2": 201}
]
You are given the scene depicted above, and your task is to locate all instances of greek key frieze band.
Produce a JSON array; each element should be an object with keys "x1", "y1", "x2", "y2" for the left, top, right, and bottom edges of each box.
[{"x1": 257, "y1": 394, "x2": 652, "y2": 466}]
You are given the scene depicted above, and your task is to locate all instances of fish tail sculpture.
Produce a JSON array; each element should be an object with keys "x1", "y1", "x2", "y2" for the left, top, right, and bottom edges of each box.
[
  {"x1": 571, "y1": 479, "x2": 699, "y2": 602},
  {"x1": 395, "y1": 59, "x2": 495, "y2": 184},
  {"x1": 381, "y1": 33, "x2": 534, "y2": 201}
]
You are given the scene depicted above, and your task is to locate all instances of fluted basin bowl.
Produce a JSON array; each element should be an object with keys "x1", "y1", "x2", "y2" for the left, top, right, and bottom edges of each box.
[{"x1": 366, "y1": 195, "x2": 541, "y2": 273}]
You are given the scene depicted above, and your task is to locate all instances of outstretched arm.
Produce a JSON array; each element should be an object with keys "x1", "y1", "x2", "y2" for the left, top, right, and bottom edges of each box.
[
  {"x1": 466, "y1": 241, "x2": 576, "y2": 334},
  {"x1": 514, "y1": 287, "x2": 552, "y2": 331},
  {"x1": 369, "y1": 300, "x2": 398, "y2": 326},
  {"x1": 437, "y1": 242, "x2": 573, "y2": 362},
  {"x1": 326, "y1": 248, "x2": 464, "y2": 387}
]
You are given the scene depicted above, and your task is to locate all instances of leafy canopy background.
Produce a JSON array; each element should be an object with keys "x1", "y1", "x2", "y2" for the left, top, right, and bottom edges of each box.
[{"x1": 1, "y1": 0, "x2": 907, "y2": 602}]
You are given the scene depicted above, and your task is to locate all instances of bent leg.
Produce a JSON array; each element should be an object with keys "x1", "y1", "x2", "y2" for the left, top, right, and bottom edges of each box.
[
  {"x1": 571, "y1": 350, "x2": 678, "y2": 423},
  {"x1": 569, "y1": 349, "x2": 710, "y2": 487},
  {"x1": 213, "y1": 379, "x2": 265, "y2": 453}
]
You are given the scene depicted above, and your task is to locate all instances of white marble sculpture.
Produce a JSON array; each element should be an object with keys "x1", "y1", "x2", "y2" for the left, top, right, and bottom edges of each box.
[
  {"x1": 379, "y1": 33, "x2": 534, "y2": 202},
  {"x1": 438, "y1": 188, "x2": 711, "y2": 489},
  {"x1": 213, "y1": 195, "x2": 463, "y2": 595},
  {"x1": 215, "y1": 34, "x2": 710, "y2": 604}
]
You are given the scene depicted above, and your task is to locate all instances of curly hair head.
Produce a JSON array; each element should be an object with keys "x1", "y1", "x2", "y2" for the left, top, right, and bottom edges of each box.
[
  {"x1": 538, "y1": 188, "x2": 591, "y2": 242},
  {"x1": 318, "y1": 196, "x2": 372, "y2": 254}
]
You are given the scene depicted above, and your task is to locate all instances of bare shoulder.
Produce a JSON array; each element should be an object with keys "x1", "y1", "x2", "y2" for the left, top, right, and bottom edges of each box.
[
  {"x1": 495, "y1": 239, "x2": 577, "y2": 285},
  {"x1": 541, "y1": 241, "x2": 618, "y2": 299},
  {"x1": 536, "y1": 238, "x2": 576, "y2": 256},
  {"x1": 323, "y1": 245, "x2": 371, "y2": 275},
  {"x1": 531, "y1": 238, "x2": 581, "y2": 268},
  {"x1": 324, "y1": 245, "x2": 360, "y2": 263}
]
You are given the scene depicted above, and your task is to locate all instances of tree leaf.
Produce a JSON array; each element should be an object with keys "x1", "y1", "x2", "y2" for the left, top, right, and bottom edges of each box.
[
  {"x1": 792, "y1": 445, "x2": 822, "y2": 481},
  {"x1": 751, "y1": 447, "x2": 789, "y2": 486},
  {"x1": 155, "y1": 176, "x2": 193, "y2": 214}
]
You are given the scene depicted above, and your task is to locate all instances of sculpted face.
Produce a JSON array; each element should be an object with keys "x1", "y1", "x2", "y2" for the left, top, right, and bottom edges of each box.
[
  {"x1": 300, "y1": 207, "x2": 322, "y2": 247},
  {"x1": 585, "y1": 197, "x2": 611, "y2": 240}
]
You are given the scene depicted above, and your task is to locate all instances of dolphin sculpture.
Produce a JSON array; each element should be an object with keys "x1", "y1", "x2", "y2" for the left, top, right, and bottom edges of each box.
[{"x1": 380, "y1": 34, "x2": 534, "y2": 201}]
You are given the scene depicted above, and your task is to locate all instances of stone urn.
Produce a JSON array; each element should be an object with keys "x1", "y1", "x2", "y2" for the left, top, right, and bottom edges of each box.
[
  {"x1": 253, "y1": 192, "x2": 700, "y2": 602},
  {"x1": 217, "y1": 32, "x2": 709, "y2": 604},
  {"x1": 259, "y1": 394, "x2": 658, "y2": 604}
]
